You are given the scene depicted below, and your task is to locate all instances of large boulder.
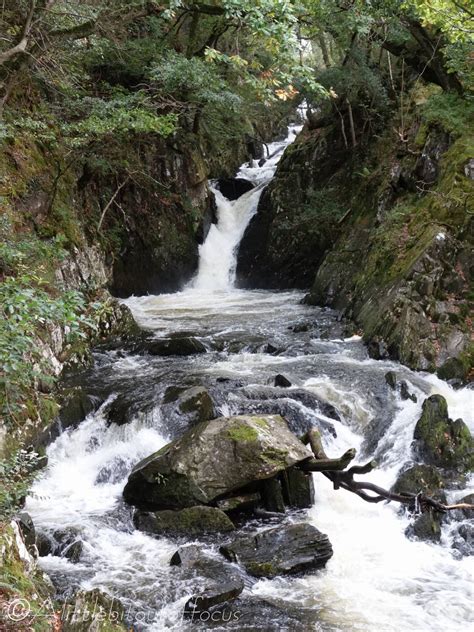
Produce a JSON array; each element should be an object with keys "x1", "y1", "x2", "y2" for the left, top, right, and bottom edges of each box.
[
  {"x1": 220, "y1": 523, "x2": 333, "y2": 578},
  {"x1": 413, "y1": 395, "x2": 473, "y2": 471},
  {"x1": 133, "y1": 506, "x2": 235, "y2": 536},
  {"x1": 123, "y1": 415, "x2": 312, "y2": 509},
  {"x1": 392, "y1": 464, "x2": 447, "y2": 502}
]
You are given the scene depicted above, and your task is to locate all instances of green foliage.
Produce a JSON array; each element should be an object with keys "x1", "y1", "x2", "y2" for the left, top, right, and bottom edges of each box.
[
  {"x1": 422, "y1": 92, "x2": 474, "y2": 136},
  {"x1": 0, "y1": 449, "x2": 42, "y2": 517}
]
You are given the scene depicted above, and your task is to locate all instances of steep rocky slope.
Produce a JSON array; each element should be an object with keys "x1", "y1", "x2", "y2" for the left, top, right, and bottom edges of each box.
[{"x1": 237, "y1": 89, "x2": 473, "y2": 379}]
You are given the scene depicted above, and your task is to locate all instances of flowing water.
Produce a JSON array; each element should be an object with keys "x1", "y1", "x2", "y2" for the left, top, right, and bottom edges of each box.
[{"x1": 26, "y1": 123, "x2": 474, "y2": 632}]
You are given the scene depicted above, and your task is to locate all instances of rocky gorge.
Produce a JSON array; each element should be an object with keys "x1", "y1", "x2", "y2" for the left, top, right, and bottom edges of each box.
[{"x1": 1, "y1": 2, "x2": 473, "y2": 631}]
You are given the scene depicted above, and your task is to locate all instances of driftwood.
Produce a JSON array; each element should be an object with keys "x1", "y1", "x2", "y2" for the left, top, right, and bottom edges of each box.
[{"x1": 299, "y1": 429, "x2": 474, "y2": 514}]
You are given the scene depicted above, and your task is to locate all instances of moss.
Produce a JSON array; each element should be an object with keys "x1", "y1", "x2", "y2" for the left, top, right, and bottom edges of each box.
[
  {"x1": 0, "y1": 522, "x2": 55, "y2": 631},
  {"x1": 246, "y1": 561, "x2": 276, "y2": 578},
  {"x1": 227, "y1": 422, "x2": 259, "y2": 443}
]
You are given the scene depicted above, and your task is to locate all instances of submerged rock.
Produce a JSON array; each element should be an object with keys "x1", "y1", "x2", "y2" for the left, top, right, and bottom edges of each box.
[
  {"x1": 413, "y1": 395, "x2": 473, "y2": 471},
  {"x1": 134, "y1": 506, "x2": 235, "y2": 536},
  {"x1": 220, "y1": 523, "x2": 333, "y2": 578},
  {"x1": 274, "y1": 374, "x2": 292, "y2": 388},
  {"x1": 123, "y1": 415, "x2": 312, "y2": 509}
]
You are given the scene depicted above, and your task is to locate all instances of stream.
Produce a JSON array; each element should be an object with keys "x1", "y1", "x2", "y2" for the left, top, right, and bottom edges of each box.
[{"x1": 26, "y1": 123, "x2": 473, "y2": 631}]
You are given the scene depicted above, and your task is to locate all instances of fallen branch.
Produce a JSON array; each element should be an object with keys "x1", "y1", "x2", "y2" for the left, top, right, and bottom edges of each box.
[
  {"x1": 300, "y1": 429, "x2": 474, "y2": 514},
  {"x1": 98, "y1": 178, "x2": 129, "y2": 232}
]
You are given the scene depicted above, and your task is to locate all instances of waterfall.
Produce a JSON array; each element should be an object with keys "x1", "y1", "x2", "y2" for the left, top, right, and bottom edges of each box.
[{"x1": 192, "y1": 123, "x2": 303, "y2": 290}]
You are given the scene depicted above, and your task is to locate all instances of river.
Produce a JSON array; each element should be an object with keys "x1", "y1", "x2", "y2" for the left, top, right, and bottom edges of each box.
[{"x1": 26, "y1": 122, "x2": 473, "y2": 632}]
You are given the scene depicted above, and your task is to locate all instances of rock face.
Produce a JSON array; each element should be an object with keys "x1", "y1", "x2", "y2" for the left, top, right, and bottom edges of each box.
[
  {"x1": 220, "y1": 523, "x2": 333, "y2": 577},
  {"x1": 217, "y1": 177, "x2": 254, "y2": 200},
  {"x1": 123, "y1": 415, "x2": 312, "y2": 509},
  {"x1": 413, "y1": 395, "x2": 473, "y2": 471},
  {"x1": 134, "y1": 506, "x2": 235, "y2": 536}
]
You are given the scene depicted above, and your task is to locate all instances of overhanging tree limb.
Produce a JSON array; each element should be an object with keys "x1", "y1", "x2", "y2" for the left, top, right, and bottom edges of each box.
[
  {"x1": 300, "y1": 429, "x2": 474, "y2": 513},
  {"x1": 0, "y1": 0, "x2": 36, "y2": 66}
]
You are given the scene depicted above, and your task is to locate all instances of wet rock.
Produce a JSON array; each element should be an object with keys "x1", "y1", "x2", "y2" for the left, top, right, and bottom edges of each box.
[
  {"x1": 406, "y1": 511, "x2": 443, "y2": 543},
  {"x1": 385, "y1": 371, "x2": 397, "y2": 389},
  {"x1": 184, "y1": 578, "x2": 244, "y2": 617},
  {"x1": 220, "y1": 522, "x2": 333, "y2": 578},
  {"x1": 217, "y1": 177, "x2": 254, "y2": 200},
  {"x1": 437, "y1": 357, "x2": 467, "y2": 382},
  {"x1": 53, "y1": 527, "x2": 83, "y2": 563},
  {"x1": 451, "y1": 523, "x2": 474, "y2": 557},
  {"x1": 95, "y1": 456, "x2": 129, "y2": 485},
  {"x1": 392, "y1": 464, "x2": 447, "y2": 502},
  {"x1": 291, "y1": 323, "x2": 311, "y2": 333},
  {"x1": 36, "y1": 531, "x2": 54, "y2": 557},
  {"x1": 170, "y1": 545, "x2": 245, "y2": 618},
  {"x1": 15, "y1": 512, "x2": 36, "y2": 556},
  {"x1": 134, "y1": 506, "x2": 235, "y2": 536},
  {"x1": 63, "y1": 540, "x2": 83, "y2": 563},
  {"x1": 281, "y1": 467, "x2": 315, "y2": 509},
  {"x1": 274, "y1": 374, "x2": 292, "y2": 388},
  {"x1": 260, "y1": 478, "x2": 285, "y2": 513},
  {"x1": 367, "y1": 337, "x2": 389, "y2": 360},
  {"x1": 413, "y1": 395, "x2": 473, "y2": 472},
  {"x1": 176, "y1": 386, "x2": 215, "y2": 424},
  {"x1": 262, "y1": 343, "x2": 280, "y2": 354},
  {"x1": 400, "y1": 380, "x2": 417, "y2": 402},
  {"x1": 123, "y1": 415, "x2": 312, "y2": 509},
  {"x1": 62, "y1": 589, "x2": 125, "y2": 631},
  {"x1": 216, "y1": 493, "x2": 261, "y2": 513},
  {"x1": 136, "y1": 336, "x2": 206, "y2": 356},
  {"x1": 106, "y1": 394, "x2": 134, "y2": 426}
]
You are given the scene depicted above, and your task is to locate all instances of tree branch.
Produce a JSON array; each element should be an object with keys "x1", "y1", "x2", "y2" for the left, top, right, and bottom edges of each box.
[
  {"x1": 300, "y1": 429, "x2": 474, "y2": 513},
  {"x1": 0, "y1": 0, "x2": 36, "y2": 66}
]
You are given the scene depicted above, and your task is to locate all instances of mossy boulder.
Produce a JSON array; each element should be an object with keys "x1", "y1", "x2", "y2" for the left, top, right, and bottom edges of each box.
[
  {"x1": 413, "y1": 395, "x2": 473, "y2": 471},
  {"x1": 220, "y1": 523, "x2": 333, "y2": 578},
  {"x1": 123, "y1": 415, "x2": 312, "y2": 509},
  {"x1": 392, "y1": 464, "x2": 447, "y2": 502},
  {"x1": 133, "y1": 506, "x2": 235, "y2": 536}
]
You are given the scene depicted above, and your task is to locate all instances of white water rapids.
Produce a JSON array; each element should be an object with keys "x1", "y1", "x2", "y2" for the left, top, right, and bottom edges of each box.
[{"x1": 26, "y1": 123, "x2": 473, "y2": 631}]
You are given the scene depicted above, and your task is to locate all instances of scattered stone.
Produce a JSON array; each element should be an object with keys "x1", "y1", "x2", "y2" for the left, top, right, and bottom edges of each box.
[
  {"x1": 291, "y1": 323, "x2": 310, "y2": 333},
  {"x1": 413, "y1": 395, "x2": 473, "y2": 471},
  {"x1": 220, "y1": 523, "x2": 333, "y2": 578},
  {"x1": 274, "y1": 374, "x2": 292, "y2": 388},
  {"x1": 134, "y1": 506, "x2": 235, "y2": 536},
  {"x1": 52, "y1": 527, "x2": 83, "y2": 563},
  {"x1": 263, "y1": 343, "x2": 279, "y2": 354},
  {"x1": 123, "y1": 415, "x2": 312, "y2": 509}
]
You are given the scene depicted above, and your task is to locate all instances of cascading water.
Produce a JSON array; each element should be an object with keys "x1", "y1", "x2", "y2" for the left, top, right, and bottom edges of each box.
[
  {"x1": 193, "y1": 123, "x2": 302, "y2": 290},
  {"x1": 26, "y1": 121, "x2": 474, "y2": 632}
]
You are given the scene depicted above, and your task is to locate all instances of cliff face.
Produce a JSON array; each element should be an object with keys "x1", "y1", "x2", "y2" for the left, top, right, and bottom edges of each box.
[{"x1": 238, "y1": 89, "x2": 473, "y2": 379}]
